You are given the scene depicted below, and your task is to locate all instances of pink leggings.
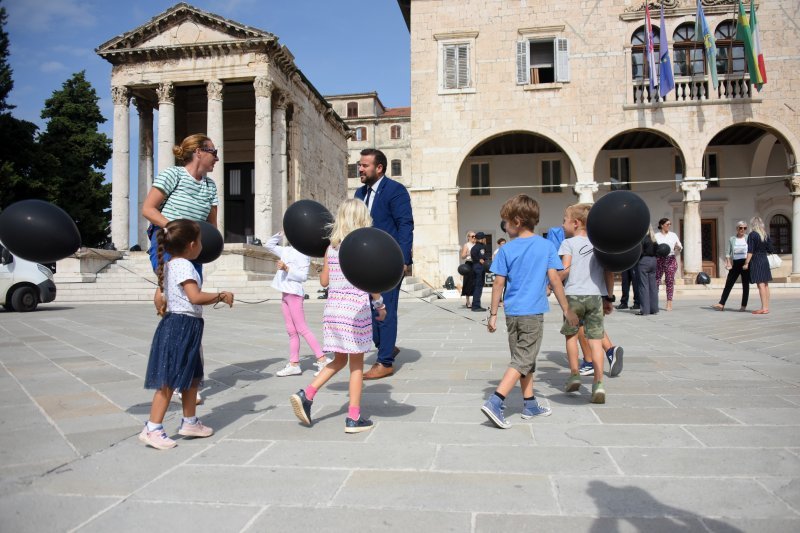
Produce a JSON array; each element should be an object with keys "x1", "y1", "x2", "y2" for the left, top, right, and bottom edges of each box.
[
  {"x1": 656, "y1": 255, "x2": 678, "y2": 301},
  {"x1": 281, "y1": 293, "x2": 324, "y2": 362}
]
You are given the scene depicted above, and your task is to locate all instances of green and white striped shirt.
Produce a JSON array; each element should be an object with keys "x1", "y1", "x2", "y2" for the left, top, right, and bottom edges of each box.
[{"x1": 153, "y1": 166, "x2": 218, "y2": 222}]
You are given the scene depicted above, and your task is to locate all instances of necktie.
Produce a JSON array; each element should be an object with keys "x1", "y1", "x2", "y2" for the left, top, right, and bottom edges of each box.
[{"x1": 364, "y1": 187, "x2": 373, "y2": 210}]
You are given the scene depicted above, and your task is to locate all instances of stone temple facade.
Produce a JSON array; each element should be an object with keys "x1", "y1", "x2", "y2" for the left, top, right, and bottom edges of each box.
[
  {"x1": 97, "y1": 3, "x2": 348, "y2": 249},
  {"x1": 398, "y1": 0, "x2": 800, "y2": 286}
]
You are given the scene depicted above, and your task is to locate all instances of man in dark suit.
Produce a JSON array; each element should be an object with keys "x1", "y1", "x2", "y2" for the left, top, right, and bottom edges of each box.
[{"x1": 355, "y1": 148, "x2": 414, "y2": 379}]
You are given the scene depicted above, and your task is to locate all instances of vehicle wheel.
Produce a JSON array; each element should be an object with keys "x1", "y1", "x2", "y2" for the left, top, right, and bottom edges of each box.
[
  {"x1": 2, "y1": 303, "x2": 14, "y2": 311},
  {"x1": 11, "y1": 286, "x2": 38, "y2": 312}
]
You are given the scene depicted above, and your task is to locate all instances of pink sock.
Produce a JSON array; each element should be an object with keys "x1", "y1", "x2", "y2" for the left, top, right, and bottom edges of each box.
[
  {"x1": 305, "y1": 385, "x2": 318, "y2": 401},
  {"x1": 348, "y1": 406, "x2": 360, "y2": 420}
]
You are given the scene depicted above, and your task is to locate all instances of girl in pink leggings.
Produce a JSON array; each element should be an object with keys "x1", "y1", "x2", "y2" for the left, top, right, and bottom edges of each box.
[{"x1": 265, "y1": 232, "x2": 330, "y2": 377}]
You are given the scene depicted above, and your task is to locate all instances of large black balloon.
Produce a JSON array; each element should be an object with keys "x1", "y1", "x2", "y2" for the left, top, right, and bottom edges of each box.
[
  {"x1": 339, "y1": 227, "x2": 405, "y2": 294},
  {"x1": 195, "y1": 221, "x2": 224, "y2": 264},
  {"x1": 587, "y1": 191, "x2": 650, "y2": 254},
  {"x1": 655, "y1": 243, "x2": 671, "y2": 257},
  {"x1": 0, "y1": 199, "x2": 81, "y2": 263},
  {"x1": 457, "y1": 263, "x2": 472, "y2": 276},
  {"x1": 282, "y1": 200, "x2": 334, "y2": 257},
  {"x1": 593, "y1": 244, "x2": 642, "y2": 273}
]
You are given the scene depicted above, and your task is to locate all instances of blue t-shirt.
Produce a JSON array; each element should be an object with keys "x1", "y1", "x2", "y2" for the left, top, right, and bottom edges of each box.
[
  {"x1": 490, "y1": 235, "x2": 563, "y2": 316},
  {"x1": 545, "y1": 226, "x2": 565, "y2": 251}
]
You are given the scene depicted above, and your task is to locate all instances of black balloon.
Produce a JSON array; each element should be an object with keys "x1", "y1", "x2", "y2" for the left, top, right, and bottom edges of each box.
[
  {"x1": 457, "y1": 263, "x2": 472, "y2": 276},
  {"x1": 0, "y1": 199, "x2": 81, "y2": 263},
  {"x1": 282, "y1": 200, "x2": 334, "y2": 257},
  {"x1": 655, "y1": 243, "x2": 671, "y2": 257},
  {"x1": 593, "y1": 243, "x2": 642, "y2": 273},
  {"x1": 339, "y1": 227, "x2": 405, "y2": 294},
  {"x1": 696, "y1": 272, "x2": 711, "y2": 285},
  {"x1": 586, "y1": 191, "x2": 650, "y2": 254},
  {"x1": 500, "y1": 220, "x2": 507, "y2": 233},
  {"x1": 195, "y1": 221, "x2": 224, "y2": 264}
]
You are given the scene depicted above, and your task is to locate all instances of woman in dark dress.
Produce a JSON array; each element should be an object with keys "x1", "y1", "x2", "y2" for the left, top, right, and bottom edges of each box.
[
  {"x1": 743, "y1": 216, "x2": 771, "y2": 315},
  {"x1": 460, "y1": 231, "x2": 476, "y2": 307},
  {"x1": 636, "y1": 226, "x2": 659, "y2": 315}
]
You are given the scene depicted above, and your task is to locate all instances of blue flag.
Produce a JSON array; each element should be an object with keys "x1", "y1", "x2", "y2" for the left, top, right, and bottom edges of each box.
[
  {"x1": 695, "y1": 0, "x2": 719, "y2": 89},
  {"x1": 659, "y1": 4, "x2": 675, "y2": 98}
]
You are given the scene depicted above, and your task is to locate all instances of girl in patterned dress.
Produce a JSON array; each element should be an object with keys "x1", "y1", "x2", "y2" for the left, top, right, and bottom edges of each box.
[
  {"x1": 139, "y1": 219, "x2": 234, "y2": 450},
  {"x1": 290, "y1": 200, "x2": 386, "y2": 433}
]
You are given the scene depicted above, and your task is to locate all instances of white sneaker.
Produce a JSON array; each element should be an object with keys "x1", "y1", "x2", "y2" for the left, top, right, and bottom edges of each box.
[
  {"x1": 314, "y1": 357, "x2": 333, "y2": 376},
  {"x1": 276, "y1": 363, "x2": 302, "y2": 377},
  {"x1": 173, "y1": 391, "x2": 203, "y2": 404}
]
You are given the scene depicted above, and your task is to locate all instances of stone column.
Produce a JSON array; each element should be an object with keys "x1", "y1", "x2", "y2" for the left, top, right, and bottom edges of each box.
[
  {"x1": 253, "y1": 76, "x2": 273, "y2": 241},
  {"x1": 680, "y1": 178, "x2": 708, "y2": 279},
  {"x1": 134, "y1": 98, "x2": 154, "y2": 248},
  {"x1": 207, "y1": 79, "x2": 225, "y2": 239},
  {"x1": 111, "y1": 85, "x2": 130, "y2": 250},
  {"x1": 573, "y1": 181, "x2": 599, "y2": 204},
  {"x1": 787, "y1": 175, "x2": 800, "y2": 276},
  {"x1": 273, "y1": 93, "x2": 289, "y2": 234},
  {"x1": 156, "y1": 82, "x2": 175, "y2": 172}
]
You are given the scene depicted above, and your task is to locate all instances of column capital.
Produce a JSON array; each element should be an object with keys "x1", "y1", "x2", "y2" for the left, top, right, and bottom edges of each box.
[
  {"x1": 274, "y1": 92, "x2": 290, "y2": 110},
  {"x1": 254, "y1": 76, "x2": 273, "y2": 98},
  {"x1": 785, "y1": 174, "x2": 800, "y2": 196},
  {"x1": 111, "y1": 85, "x2": 130, "y2": 106},
  {"x1": 680, "y1": 178, "x2": 708, "y2": 202},
  {"x1": 156, "y1": 82, "x2": 174, "y2": 104},
  {"x1": 207, "y1": 79, "x2": 224, "y2": 101}
]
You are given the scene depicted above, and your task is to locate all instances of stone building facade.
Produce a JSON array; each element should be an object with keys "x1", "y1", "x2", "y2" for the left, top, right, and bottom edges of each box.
[
  {"x1": 97, "y1": 3, "x2": 349, "y2": 249},
  {"x1": 325, "y1": 92, "x2": 412, "y2": 196},
  {"x1": 398, "y1": 0, "x2": 800, "y2": 285}
]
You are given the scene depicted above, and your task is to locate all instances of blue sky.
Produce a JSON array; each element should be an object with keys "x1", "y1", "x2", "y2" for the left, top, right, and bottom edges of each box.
[{"x1": 4, "y1": 0, "x2": 410, "y2": 243}]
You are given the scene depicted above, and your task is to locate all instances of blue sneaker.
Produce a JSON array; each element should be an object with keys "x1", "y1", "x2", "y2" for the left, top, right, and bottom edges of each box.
[
  {"x1": 606, "y1": 346, "x2": 624, "y2": 377},
  {"x1": 481, "y1": 396, "x2": 511, "y2": 429},
  {"x1": 521, "y1": 398, "x2": 552, "y2": 419},
  {"x1": 345, "y1": 416, "x2": 374, "y2": 433},
  {"x1": 578, "y1": 360, "x2": 594, "y2": 376},
  {"x1": 290, "y1": 389, "x2": 313, "y2": 426}
]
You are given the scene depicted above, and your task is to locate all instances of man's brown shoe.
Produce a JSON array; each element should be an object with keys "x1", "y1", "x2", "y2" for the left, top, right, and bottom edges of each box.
[{"x1": 363, "y1": 363, "x2": 394, "y2": 380}]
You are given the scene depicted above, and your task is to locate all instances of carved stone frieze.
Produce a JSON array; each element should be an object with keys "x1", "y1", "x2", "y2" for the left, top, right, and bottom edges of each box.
[
  {"x1": 156, "y1": 82, "x2": 174, "y2": 104},
  {"x1": 274, "y1": 92, "x2": 289, "y2": 110},
  {"x1": 624, "y1": 0, "x2": 733, "y2": 14},
  {"x1": 111, "y1": 85, "x2": 130, "y2": 106}
]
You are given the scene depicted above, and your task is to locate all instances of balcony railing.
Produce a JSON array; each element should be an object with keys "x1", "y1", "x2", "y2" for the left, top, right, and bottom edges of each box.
[{"x1": 631, "y1": 74, "x2": 753, "y2": 105}]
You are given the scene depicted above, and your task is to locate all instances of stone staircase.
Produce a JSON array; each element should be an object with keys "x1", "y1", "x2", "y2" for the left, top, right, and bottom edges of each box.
[{"x1": 54, "y1": 250, "x2": 435, "y2": 303}]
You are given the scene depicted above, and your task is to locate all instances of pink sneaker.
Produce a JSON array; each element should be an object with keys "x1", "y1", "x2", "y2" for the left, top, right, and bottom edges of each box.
[
  {"x1": 138, "y1": 426, "x2": 177, "y2": 450},
  {"x1": 178, "y1": 419, "x2": 214, "y2": 438}
]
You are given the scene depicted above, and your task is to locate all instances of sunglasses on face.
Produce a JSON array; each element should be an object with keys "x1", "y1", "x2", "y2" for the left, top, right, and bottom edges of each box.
[
  {"x1": 199, "y1": 147, "x2": 218, "y2": 157},
  {"x1": 738, "y1": 227, "x2": 747, "y2": 230}
]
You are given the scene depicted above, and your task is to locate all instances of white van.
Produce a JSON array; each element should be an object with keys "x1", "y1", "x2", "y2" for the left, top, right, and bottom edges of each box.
[{"x1": 0, "y1": 242, "x2": 57, "y2": 312}]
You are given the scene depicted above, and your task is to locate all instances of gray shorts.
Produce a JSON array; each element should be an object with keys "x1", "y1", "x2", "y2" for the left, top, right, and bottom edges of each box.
[{"x1": 506, "y1": 314, "x2": 544, "y2": 376}]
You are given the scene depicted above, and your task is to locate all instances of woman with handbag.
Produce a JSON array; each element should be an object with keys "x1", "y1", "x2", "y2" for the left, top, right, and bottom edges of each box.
[
  {"x1": 712, "y1": 221, "x2": 750, "y2": 312},
  {"x1": 743, "y1": 216, "x2": 772, "y2": 315}
]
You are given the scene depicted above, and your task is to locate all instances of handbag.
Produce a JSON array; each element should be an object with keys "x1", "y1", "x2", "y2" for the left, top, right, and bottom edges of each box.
[{"x1": 767, "y1": 254, "x2": 782, "y2": 270}]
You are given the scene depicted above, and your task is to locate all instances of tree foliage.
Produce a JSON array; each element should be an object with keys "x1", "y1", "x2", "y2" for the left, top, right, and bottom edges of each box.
[
  {"x1": 0, "y1": 3, "x2": 13, "y2": 112},
  {"x1": 38, "y1": 71, "x2": 112, "y2": 247}
]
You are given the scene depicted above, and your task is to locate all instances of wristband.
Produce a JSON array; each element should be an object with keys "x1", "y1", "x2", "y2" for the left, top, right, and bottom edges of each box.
[{"x1": 372, "y1": 297, "x2": 385, "y2": 309}]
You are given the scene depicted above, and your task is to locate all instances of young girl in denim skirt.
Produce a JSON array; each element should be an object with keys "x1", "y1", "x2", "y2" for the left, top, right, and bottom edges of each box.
[{"x1": 139, "y1": 219, "x2": 233, "y2": 450}]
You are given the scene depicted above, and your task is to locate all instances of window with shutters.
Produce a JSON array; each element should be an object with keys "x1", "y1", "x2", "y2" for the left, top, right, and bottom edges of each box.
[
  {"x1": 354, "y1": 127, "x2": 367, "y2": 142},
  {"x1": 346, "y1": 102, "x2": 358, "y2": 118},
  {"x1": 541, "y1": 159, "x2": 561, "y2": 193},
  {"x1": 390, "y1": 125, "x2": 402, "y2": 140},
  {"x1": 470, "y1": 163, "x2": 490, "y2": 196},
  {"x1": 610, "y1": 157, "x2": 631, "y2": 191},
  {"x1": 391, "y1": 159, "x2": 402, "y2": 177},
  {"x1": 443, "y1": 43, "x2": 470, "y2": 90},
  {"x1": 516, "y1": 37, "x2": 569, "y2": 86}
]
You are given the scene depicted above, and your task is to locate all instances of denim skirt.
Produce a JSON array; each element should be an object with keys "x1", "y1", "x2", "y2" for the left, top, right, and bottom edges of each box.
[{"x1": 145, "y1": 312, "x2": 204, "y2": 392}]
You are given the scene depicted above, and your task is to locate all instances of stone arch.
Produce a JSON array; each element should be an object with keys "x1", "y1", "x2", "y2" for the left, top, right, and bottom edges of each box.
[
  {"x1": 700, "y1": 119, "x2": 799, "y2": 176},
  {"x1": 590, "y1": 123, "x2": 692, "y2": 176}
]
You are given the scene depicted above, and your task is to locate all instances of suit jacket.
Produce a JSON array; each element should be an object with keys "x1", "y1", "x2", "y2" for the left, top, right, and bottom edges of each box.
[{"x1": 355, "y1": 176, "x2": 414, "y2": 265}]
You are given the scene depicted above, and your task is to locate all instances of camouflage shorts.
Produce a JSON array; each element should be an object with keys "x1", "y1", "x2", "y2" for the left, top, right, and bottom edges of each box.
[{"x1": 560, "y1": 295, "x2": 605, "y2": 339}]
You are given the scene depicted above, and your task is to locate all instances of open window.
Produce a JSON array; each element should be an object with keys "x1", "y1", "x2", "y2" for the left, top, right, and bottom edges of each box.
[{"x1": 517, "y1": 37, "x2": 569, "y2": 85}]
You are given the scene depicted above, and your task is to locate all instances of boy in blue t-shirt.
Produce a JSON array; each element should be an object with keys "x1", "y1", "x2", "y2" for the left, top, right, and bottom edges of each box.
[{"x1": 481, "y1": 194, "x2": 578, "y2": 429}]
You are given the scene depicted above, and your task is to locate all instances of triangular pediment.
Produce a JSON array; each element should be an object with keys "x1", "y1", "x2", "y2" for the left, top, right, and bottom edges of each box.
[{"x1": 96, "y1": 2, "x2": 275, "y2": 55}]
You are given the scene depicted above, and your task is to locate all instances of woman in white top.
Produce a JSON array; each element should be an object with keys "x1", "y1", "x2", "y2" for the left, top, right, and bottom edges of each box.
[
  {"x1": 265, "y1": 232, "x2": 329, "y2": 376},
  {"x1": 655, "y1": 218, "x2": 683, "y2": 311},
  {"x1": 713, "y1": 221, "x2": 750, "y2": 311},
  {"x1": 460, "y1": 231, "x2": 476, "y2": 307}
]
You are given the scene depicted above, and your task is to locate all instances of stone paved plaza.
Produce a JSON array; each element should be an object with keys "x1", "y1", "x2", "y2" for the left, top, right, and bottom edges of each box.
[{"x1": 1, "y1": 293, "x2": 799, "y2": 532}]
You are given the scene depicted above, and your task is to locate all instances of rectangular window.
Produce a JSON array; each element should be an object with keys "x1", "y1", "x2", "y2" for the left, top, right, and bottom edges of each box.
[
  {"x1": 470, "y1": 163, "x2": 490, "y2": 196},
  {"x1": 443, "y1": 43, "x2": 470, "y2": 90},
  {"x1": 391, "y1": 159, "x2": 402, "y2": 177},
  {"x1": 610, "y1": 157, "x2": 631, "y2": 191},
  {"x1": 391, "y1": 125, "x2": 402, "y2": 140},
  {"x1": 347, "y1": 163, "x2": 358, "y2": 179},
  {"x1": 703, "y1": 153, "x2": 720, "y2": 187},
  {"x1": 354, "y1": 127, "x2": 367, "y2": 142},
  {"x1": 674, "y1": 155, "x2": 684, "y2": 190},
  {"x1": 517, "y1": 37, "x2": 569, "y2": 84},
  {"x1": 346, "y1": 102, "x2": 358, "y2": 118},
  {"x1": 542, "y1": 159, "x2": 561, "y2": 193},
  {"x1": 229, "y1": 169, "x2": 241, "y2": 196}
]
